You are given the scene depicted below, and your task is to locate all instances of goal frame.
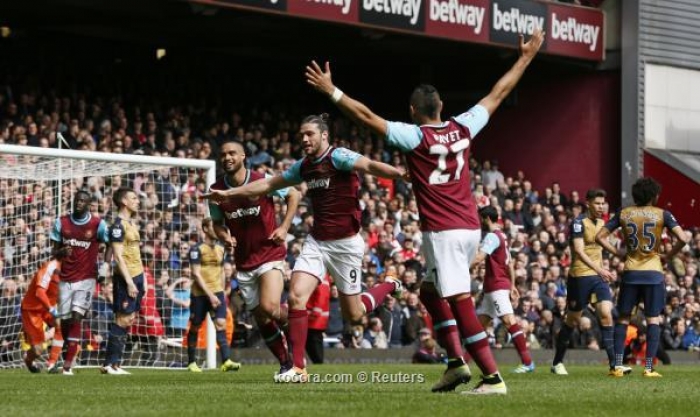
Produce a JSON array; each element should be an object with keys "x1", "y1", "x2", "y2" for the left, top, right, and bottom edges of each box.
[{"x1": 0, "y1": 144, "x2": 220, "y2": 369}]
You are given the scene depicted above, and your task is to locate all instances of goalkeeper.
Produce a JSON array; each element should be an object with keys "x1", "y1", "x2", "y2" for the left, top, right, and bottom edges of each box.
[{"x1": 21, "y1": 247, "x2": 70, "y2": 373}]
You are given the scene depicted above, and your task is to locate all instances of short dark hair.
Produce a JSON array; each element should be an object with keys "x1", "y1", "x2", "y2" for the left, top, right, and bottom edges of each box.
[
  {"x1": 631, "y1": 177, "x2": 661, "y2": 206},
  {"x1": 219, "y1": 139, "x2": 245, "y2": 153},
  {"x1": 113, "y1": 187, "x2": 134, "y2": 207},
  {"x1": 301, "y1": 113, "x2": 330, "y2": 133},
  {"x1": 585, "y1": 188, "x2": 606, "y2": 201},
  {"x1": 479, "y1": 205, "x2": 499, "y2": 222},
  {"x1": 74, "y1": 190, "x2": 91, "y2": 201},
  {"x1": 410, "y1": 85, "x2": 441, "y2": 118}
]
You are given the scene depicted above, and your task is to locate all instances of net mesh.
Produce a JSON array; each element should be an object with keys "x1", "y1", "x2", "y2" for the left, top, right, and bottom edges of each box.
[{"x1": 0, "y1": 149, "x2": 217, "y2": 369}]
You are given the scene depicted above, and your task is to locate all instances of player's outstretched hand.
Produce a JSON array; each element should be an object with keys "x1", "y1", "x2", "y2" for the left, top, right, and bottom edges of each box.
[
  {"x1": 305, "y1": 61, "x2": 335, "y2": 96},
  {"x1": 201, "y1": 189, "x2": 228, "y2": 204},
  {"x1": 519, "y1": 27, "x2": 545, "y2": 60}
]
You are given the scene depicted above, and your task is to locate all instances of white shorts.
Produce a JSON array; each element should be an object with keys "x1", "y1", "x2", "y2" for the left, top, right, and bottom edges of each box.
[
  {"x1": 237, "y1": 261, "x2": 286, "y2": 311},
  {"x1": 58, "y1": 279, "x2": 96, "y2": 318},
  {"x1": 293, "y1": 234, "x2": 363, "y2": 295},
  {"x1": 476, "y1": 290, "x2": 514, "y2": 318},
  {"x1": 422, "y1": 229, "x2": 480, "y2": 298}
]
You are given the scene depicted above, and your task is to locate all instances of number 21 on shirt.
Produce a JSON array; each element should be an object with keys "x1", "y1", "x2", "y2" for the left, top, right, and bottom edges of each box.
[{"x1": 428, "y1": 139, "x2": 470, "y2": 185}]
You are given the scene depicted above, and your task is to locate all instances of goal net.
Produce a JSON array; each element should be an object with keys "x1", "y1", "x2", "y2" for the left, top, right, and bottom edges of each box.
[{"x1": 0, "y1": 144, "x2": 221, "y2": 370}]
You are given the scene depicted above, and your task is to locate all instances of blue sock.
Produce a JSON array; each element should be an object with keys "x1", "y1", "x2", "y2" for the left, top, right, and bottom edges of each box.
[
  {"x1": 216, "y1": 330, "x2": 231, "y2": 362},
  {"x1": 601, "y1": 325, "x2": 615, "y2": 368},
  {"x1": 553, "y1": 324, "x2": 573, "y2": 365},
  {"x1": 614, "y1": 323, "x2": 628, "y2": 367},
  {"x1": 105, "y1": 323, "x2": 127, "y2": 366},
  {"x1": 187, "y1": 327, "x2": 199, "y2": 364},
  {"x1": 646, "y1": 324, "x2": 661, "y2": 370}
]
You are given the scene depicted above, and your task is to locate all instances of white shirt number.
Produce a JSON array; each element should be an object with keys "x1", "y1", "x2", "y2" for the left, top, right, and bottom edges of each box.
[{"x1": 428, "y1": 139, "x2": 470, "y2": 185}]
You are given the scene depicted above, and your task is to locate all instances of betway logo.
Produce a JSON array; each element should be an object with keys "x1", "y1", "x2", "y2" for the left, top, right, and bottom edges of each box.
[
  {"x1": 63, "y1": 238, "x2": 91, "y2": 249},
  {"x1": 307, "y1": 178, "x2": 331, "y2": 190},
  {"x1": 225, "y1": 206, "x2": 261, "y2": 219},
  {"x1": 306, "y1": 0, "x2": 353, "y2": 14},
  {"x1": 551, "y1": 13, "x2": 600, "y2": 52},
  {"x1": 363, "y1": 0, "x2": 422, "y2": 25},
  {"x1": 429, "y1": 0, "x2": 484, "y2": 33},
  {"x1": 493, "y1": 3, "x2": 543, "y2": 34}
]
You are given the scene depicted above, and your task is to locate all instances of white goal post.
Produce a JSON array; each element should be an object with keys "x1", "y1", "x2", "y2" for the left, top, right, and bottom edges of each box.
[{"x1": 0, "y1": 144, "x2": 222, "y2": 370}]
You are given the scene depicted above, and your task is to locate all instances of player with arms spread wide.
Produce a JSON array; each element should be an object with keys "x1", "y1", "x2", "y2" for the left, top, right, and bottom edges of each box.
[
  {"x1": 596, "y1": 177, "x2": 688, "y2": 378},
  {"x1": 305, "y1": 28, "x2": 545, "y2": 394},
  {"x1": 205, "y1": 115, "x2": 405, "y2": 382}
]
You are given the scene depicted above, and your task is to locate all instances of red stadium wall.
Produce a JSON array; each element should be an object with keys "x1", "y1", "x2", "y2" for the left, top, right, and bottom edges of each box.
[
  {"x1": 644, "y1": 152, "x2": 700, "y2": 228},
  {"x1": 472, "y1": 71, "x2": 621, "y2": 206}
]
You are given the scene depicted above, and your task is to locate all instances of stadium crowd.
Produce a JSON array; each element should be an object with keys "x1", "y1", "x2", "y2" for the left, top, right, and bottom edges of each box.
[{"x1": 1, "y1": 82, "x2": 699, "y2": 367}]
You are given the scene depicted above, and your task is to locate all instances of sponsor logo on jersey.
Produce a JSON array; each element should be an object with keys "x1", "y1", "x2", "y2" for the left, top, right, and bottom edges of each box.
[
  {"x1": 307, "y1": 177, "x2": 331, "y2": 190},
  {"x1": 62, "y1": 238, "x2": 92, "y2": 249},
  {"x1": 225, "y1": 206, "x2": 262, "y2": 219}
]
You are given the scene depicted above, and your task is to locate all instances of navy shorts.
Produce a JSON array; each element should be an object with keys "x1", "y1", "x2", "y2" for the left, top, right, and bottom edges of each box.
[
  {"x1": 190, "y1": 291, "x2": 227, "y2": 326},
  {"x1": 113, "y1": 273, "x2": 145, "y2": 314},
  {"x1": 566, "y1": 275, "x2": 612, "y2": 312},
  {"x1": 617, "y1": 282, "x2": 666, "y2": 317}
]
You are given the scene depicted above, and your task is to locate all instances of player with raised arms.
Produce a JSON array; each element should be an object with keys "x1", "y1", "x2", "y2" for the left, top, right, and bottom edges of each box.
[{"x1": 305, "y1": 28, "x2": 545, "y2": 394}]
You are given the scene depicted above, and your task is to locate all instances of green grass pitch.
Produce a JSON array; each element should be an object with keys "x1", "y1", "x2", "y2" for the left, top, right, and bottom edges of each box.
[{"x1": 1, "y1": 363, "x2": 696, "y2": 416}]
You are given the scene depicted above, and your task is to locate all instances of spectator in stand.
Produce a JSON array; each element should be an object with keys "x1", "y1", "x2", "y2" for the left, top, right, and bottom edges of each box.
[
  {"x1": 362, "y1": 317, "x2": 388, "y2": 349},
  {"x1": 481, "y1": 160, "x2": 504, "y2": 192},
  {"x1": 413, "y1": 335, "x2": 446, "y2": 364},
  {"x1": 402, "y1": 292, "x2": 423, "y2": 346},
  {"x1": 662, "y1": 317, "x2": 686, "y2": 351},
  {"x1": 166, "y1": 277, "x2": 191, "y2": 339},
  {"x1": 377, "y1": 295, "x2": 405, "y2": 348}
]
